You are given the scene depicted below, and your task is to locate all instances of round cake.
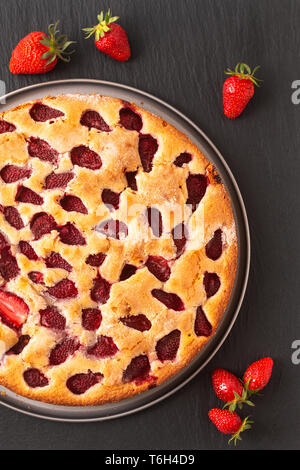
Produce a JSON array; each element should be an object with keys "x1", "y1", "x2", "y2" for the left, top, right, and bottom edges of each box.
[{"x1": 0, "y1": 94, "x2": 237, "y2": 405}]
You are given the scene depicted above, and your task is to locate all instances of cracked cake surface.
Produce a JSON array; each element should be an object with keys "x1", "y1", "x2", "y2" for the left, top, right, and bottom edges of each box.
[{"x1": 0, "y1": 94, "x2": 237, "y2": 405}]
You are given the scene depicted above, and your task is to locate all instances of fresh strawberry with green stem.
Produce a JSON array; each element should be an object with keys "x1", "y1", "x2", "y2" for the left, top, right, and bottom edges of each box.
[
  {"x1": 208, "y1": 408, "x2": 253, "y2": 445},
  {"x1": 212, "y1": 368, "x2": 254, "y2": 412},
  {"x1": 243, "y1": 357, "x2": 274, "y2": 392},
  {"x1": 83, "y1": 9, "x2": 131, "y2": 61},
  {"x1": 0, "y1": 289, "x2": 29, "y2": 328},
  {"x1": 9, "y1": 22, "x2": 75, "y2": 74},
  {"x1": 223, "y1": 63, "x2": 262, "y2": 118}
]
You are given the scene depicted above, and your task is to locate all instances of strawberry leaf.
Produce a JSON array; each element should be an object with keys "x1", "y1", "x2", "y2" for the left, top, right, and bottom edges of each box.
[
  {"x1": 83, "y1": 9, "x2": 120, "y2": 41},
  {"x1": 223, "y1": 377, "x2": 257, "y2": 412},
  {"x1": 224, "y1": 63, "x2": 263, "y2": 87},
  {"x1": 39, "y1": 21, "x2": 75, "y2": 64},
  {"x1": 228, "y1": 416, "x2": 253, "y2": 446}
]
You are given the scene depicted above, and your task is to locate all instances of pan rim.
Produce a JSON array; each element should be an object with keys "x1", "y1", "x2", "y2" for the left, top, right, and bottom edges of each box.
[{"x1": 0, "y1": 79, "x2": 250, "y2": 422}]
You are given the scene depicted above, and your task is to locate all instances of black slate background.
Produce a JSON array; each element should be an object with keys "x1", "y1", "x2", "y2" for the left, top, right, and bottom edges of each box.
[{"x1": 0, "y1": 0, "x2": 299, "y2": 450}]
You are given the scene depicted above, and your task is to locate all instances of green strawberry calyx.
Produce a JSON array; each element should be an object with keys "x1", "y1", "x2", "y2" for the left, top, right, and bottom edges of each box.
[
  {"x1": 223, "y1": 378, "x2": 256, "y2": 413},
  {"x1": 228, "y1": 416, "x2": 253, "y2": 446},
  {"x1": 225, "y1": 63, "x2": 263, "y2": 87},
  {"x1": 83, "y1": 9, "x2": 120, "y2": 41},
  {"x1": 40, "y1": 22, "x2": 76, "y2": 64}
]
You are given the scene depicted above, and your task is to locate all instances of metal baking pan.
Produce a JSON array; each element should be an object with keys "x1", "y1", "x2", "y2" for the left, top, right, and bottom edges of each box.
[{"x1": 0, "y1": 79, "x2": 250, "y2": 422}]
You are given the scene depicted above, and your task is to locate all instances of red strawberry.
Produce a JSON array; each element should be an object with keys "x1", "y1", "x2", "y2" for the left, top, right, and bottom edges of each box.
[
  {"x1": 0, "y1": 289, "x2": 29, "y2": 328},
  {"x1": 243, "y1": 357, "x2": 274, "y2": 392},
  {"x1": 208, "y1": 408, "x2": 252, "y2": 445},
  {"x1": 83, "y1": 10, "x2": 130, "y2": 62},
  {"x1": 28, "y1": 271, "x2": 44, "y2": 284},
  {"x1": 211, "y1": 369, "x2": 243, "y2": 401},
  {"x1": 9, "y1": 22, "x2": 75, "y2": 74},
  {"x1": 0, "y1": 165, "x2": 31, "y2": 184},
  {"x1": 223, "y1": 63, "x2": 262, "y2": 118},
  {"x1": 212, "y1": 368, "x2": 254, "y2": 412},
  {"x1": 212, "y1": 369, "x2": 243, "y2": 402}
]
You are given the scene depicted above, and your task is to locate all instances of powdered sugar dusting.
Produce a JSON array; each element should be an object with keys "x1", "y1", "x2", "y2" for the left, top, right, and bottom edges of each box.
[{"x1": 222, "y1": 224, "x2": 237, "y2": 246}]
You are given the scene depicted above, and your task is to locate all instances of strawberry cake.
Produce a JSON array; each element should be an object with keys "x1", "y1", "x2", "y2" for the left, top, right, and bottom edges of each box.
[{"x1": 0, "y1": 94, "x2": 237, "y2": 405}]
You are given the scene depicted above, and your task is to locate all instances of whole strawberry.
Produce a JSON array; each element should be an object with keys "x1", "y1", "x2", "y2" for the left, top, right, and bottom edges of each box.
[
  {"x1": 211, "y1": 368, "x2": 252, "y2": 413},
  {"x1": 83, "y1": 9, "x2": 131, "y2": 61},
  {"x1": 243, "y1": 357, "x2": 274, "y2": 392},
  {"x1": 212, "y1": 368, "x2": 243, "y2": 402},
  {"x1": 208, "y1": 408, "x2": 252, "y2": 445},
  {"x1": 9, "y1": 22, "x2": 75, "y2": 74},
  {"x1": 223, "y1": 63, "x2": 262, "y2": 118}
]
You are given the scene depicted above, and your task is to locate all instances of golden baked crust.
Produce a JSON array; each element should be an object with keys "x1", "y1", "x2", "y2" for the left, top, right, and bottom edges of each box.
[{"x1": 0, "y1": 94, "x2": 237, "y2": 405}]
